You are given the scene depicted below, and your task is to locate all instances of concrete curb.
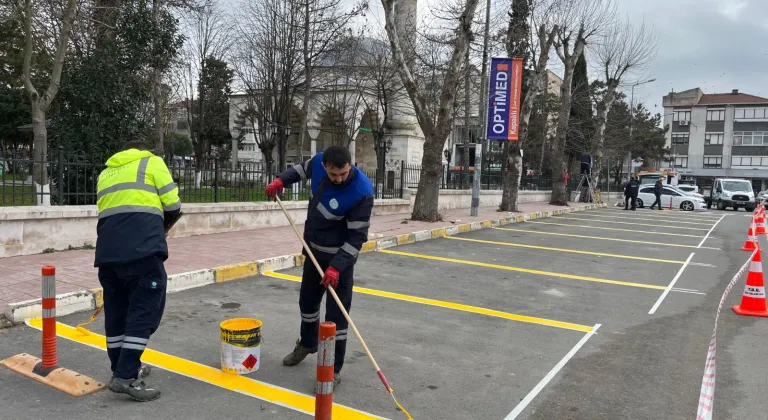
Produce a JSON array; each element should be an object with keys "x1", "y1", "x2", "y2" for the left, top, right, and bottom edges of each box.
[{"x1": 4, "y1": 203, "x2": 605, "y2": 324}]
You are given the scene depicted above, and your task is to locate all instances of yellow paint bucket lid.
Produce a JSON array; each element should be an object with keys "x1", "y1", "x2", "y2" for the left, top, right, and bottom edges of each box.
[{"x1": 220, "y1": 318, "x2": 263, "y2": 345}]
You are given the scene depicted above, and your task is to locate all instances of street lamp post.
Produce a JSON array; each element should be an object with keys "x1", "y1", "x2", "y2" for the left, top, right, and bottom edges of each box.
[
  {"x1": 375, "y1": 135, "x2": 393, "y2": 198},
  {"x1": 628, "y1": 78, "x2": 656, "y2": 178},
  {"x1": 272, "y1": 123, "x2": 291, "y2": 173}
]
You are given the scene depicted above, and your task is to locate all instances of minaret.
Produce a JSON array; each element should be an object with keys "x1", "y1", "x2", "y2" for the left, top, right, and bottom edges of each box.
[{"x1": 385, "y1": 0, "x2": 424, "y2": 172}]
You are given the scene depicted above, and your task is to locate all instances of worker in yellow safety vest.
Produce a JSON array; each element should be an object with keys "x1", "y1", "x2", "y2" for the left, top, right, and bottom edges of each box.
[{"x1": 94, "y1": 140, "x2": 182, "y2": 402}]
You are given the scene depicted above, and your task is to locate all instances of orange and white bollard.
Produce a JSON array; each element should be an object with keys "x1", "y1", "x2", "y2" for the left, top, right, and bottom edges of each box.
[
  {"x1": 37, "y1": 266, "x2": 58, "y2": 373},
  {"x1": 315, "y1": 322, "x2": 336, "y2": 420}
]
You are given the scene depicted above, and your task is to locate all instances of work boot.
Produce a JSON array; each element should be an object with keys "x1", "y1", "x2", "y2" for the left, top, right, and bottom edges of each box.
[
  {"x1": 111, "y1": 364, "x2": 151, "y2": 379},
  {"x1": 138, "y1": 364, "x2": 152, "y2": 379},
  {"x1": 108, "y1": 377, "x2": 161, "y2": 402},
  {"x1": 334, "y1": 373, "x2": 341, "y2": 389},
  {"x1": 282, "y1": 339, "x2": 317, "y2": 366}
]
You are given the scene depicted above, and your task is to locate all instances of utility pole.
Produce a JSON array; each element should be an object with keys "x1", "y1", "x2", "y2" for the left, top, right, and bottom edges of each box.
[{"x1": 471, "y1": 0, "x2": 492, "y2": 217}]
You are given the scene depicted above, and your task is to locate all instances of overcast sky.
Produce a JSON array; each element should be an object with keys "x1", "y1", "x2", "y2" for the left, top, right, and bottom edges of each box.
[
  {"x1": 352, "y1": 0, "x2": 768, "y2": 113},
  {"x1": 612, "y1": 0, "x2": 768, "y2": 111}
]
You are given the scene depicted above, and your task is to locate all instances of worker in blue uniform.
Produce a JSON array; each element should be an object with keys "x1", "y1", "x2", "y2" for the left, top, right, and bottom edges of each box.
[
  {"x1": 94, "y1": 140, "x2": 182, "y2": 402},
  {"x1": 266, "y1": 145, "x2": 374, "y2": 389}
]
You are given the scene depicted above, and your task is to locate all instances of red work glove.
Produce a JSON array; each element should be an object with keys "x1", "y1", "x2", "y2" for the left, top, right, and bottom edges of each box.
[
  {"x1": 265, "y1": 178, "x2": 284, "y2": 199},
  {"x1": 322, "y1": 267, "x2": 339, "y2": 289}
]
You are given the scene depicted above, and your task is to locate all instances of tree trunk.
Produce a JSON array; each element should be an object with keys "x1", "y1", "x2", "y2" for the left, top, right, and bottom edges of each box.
[
  {"x1": 500, "y1": 70, "x2": 542, "y2": 211},
  {"x1": 31, "y1": 104, "x2": 50, "y2": 205},
  {"x1": 298, "y1": 0, "x2": 311, "y2": 161},
  {"x1": 462, "y1": 46, "x2": 470, "y2": 188},
  {"x1": 152, "y1": 0, "x2": 164, "y2": 157},
  {"x1": 550, "y1": 67, "x2": 577, "y2": 205},
  {"x1": 411, "y1": 132, "x2": 444, "y2": 221},
  {"x1": 500, "y1": 141, "x2": 521, "y2": 211},
  {"x1": 591, "y1": 84, "x2": 617, "y2": 189}
]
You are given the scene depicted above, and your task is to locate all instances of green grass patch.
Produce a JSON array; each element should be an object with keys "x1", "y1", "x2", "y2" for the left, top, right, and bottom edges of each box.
[{"x1": 1, "y1": 185, "x2": 38, "y2": 206}]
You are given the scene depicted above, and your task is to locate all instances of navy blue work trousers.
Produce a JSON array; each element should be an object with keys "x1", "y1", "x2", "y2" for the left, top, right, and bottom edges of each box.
[
  {"x1": 98, "y1": 255, "x2": 167, "y2": 380},
  {"x1": 298, "y1": 256, "x2": 354, "y2": 373}
]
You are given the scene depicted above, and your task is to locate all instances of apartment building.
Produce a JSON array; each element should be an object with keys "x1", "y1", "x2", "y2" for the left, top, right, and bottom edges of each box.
[{"x1": 662, "y1": 88, "x2": 768, "y2": 192}]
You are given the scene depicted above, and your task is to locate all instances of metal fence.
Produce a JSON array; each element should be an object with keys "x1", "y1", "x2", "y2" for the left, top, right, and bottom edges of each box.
[
  {"x1": 3, "y1": 152, "x2": 620, "y2": 207},
  {"x1": 0, "y1": 152, "x2": 407, "y2": 206}
]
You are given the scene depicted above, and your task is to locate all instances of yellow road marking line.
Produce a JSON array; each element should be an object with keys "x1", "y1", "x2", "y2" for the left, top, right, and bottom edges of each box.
[
  {"x1": 25, "y1": 318, "x2": 385, "y2": 419},
  {"x1": 552, "y1": 216, "x2": 710, "y2": 231},
  {"x1": 568, "y1": 212, "x2": 717, "y2": 226},
  {"x1": 263, "y1": 271, "x2": 592, "y2": 332},
  {"x1": 492, "y1": 227, "x2": 704, "y2": 249},
  {"x1": 443, "y1": 236, "x2": 691, "y2": 265},
  {"x1": 525, "y1": 221, "x2": 705, "y2": 238},
  {"x1": 377, "y1": 249, "x2": 667, "y2": 291}
]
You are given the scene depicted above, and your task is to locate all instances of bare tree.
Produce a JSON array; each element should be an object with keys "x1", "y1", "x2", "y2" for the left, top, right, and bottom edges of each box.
[
  {"x1": 21, "y1": 0, "x2": 77, "y2": 205},
  {"x1": 231, "y1": 0, "x2": 303, "y2": 174},
  {"x1": 549, "y1": 0, "x2": 615, "y2": 205},
  {"x1": 152, "y1": 0, "x2": 204, "y2": 157},
  {"x1": 382, "y1": 0, "x2": 482, "y2": 221},
  {"x1": 590, "y1": 16, "x2": 657, "y2": 184},
  {"x1": 499, "y1": 0, "x2": 560, "y2": 211},
  {"x1": 296, "y1": 0, "x2": 366, "y2": 163},
  {"x1": 174, "y1": 0, "x2": 231, "y2": 184}
]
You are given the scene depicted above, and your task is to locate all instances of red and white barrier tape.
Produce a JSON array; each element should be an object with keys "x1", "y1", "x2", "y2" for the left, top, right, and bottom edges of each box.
[{"x1": 696, "y1": 227, "x2": 758, "y2": 420}]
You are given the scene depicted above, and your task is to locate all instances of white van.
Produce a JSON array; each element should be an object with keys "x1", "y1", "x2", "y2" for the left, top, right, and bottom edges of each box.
[{"x1": 709, "y1": 178, "x2": 755, "y2": 211}]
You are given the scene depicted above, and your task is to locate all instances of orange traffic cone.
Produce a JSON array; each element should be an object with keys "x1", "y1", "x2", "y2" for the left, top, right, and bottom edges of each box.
[
  {"x1": 733, "y1": 248, "x2": 768, "y2": 317},
  {"x1": 742, "y1": 219, "x2": 758, "y2": 251},
  {"x1": 757, "y1": 210, "x2": 767, "y2": 235}
]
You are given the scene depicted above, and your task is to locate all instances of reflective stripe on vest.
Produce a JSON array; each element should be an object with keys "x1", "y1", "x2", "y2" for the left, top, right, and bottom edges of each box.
[{"x1": 97, "y1": 157, "x2": 166, "y2": 218}]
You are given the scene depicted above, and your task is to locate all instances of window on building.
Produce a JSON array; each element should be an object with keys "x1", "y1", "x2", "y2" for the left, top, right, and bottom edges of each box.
[
  {"x1": 673, "y1": 110, "x2": 691, "y2": 122},
  {"x1": 703, "y1": 156, "x2": 722, "y2": 168},
  {"x1": 732, "y1": 156, "x2": 768, "y2": 167},
  {"x1": 735, "y1": 108, "x2": 768, "y2": 119},
  {"x1": 733, "y1": 131, "x2": 767, "y2": 146},
  {"x1": 176, "y1": 120, "x2": 188, "y2": 130},
  {"x1": 673, "y1": 156, "x2": 688, "y2": 168},
  {"x1": 704, "y1": 133, "x2": 724, "y2": 145},
  {"x1": 671, "y1": 133, "x2": 689, "y2": 145},
  {"x1": 706, "y1": 109, "x2": 725, "y2": 121}
]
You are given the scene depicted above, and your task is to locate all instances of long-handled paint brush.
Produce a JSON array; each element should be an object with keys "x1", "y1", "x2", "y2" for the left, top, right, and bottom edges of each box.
[
  {"x1": 274, "y1": 195, "x2": 413, "y2": 419},
  {"x1": 75, "y1": 305, "x2": 103, "y2": 335}
]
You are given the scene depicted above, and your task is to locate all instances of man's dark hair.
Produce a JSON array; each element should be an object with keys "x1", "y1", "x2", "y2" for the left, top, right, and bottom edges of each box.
[
  {"x1": 122, "y1": 140, "x2": 151, "y2": 151},
  {"x1": 322, "y1": 145, "x2": 352, "y2": 168}
]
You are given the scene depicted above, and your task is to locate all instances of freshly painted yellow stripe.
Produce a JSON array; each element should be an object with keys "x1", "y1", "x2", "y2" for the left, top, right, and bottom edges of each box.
[
  {"x1": 563, "y1": 213, "x2": 717, "y2": 226},
  {"x1": 525, "y1": 221, "x2": 705, "y2": 238},
  {"x1": 25, "y1": 318, "x2": 384, "y2": 419},
  {"x1": 262, "y1": 271, "x2": 593, "y2": 333},
  {"x1": 215, "y1": 263, "x2": 258, "y2": 283},
  {"x1": 378, "y1": 249, "x2": 667, "y2": 291},
  {"x1": 443, "y1": 236, "x2": 689, "y2": 264},
  {"x1": 552, "y1": 216, "x2": 710, "y2": 231},
  {"x1": 492, "y1": 227, "x2": 700, "y2": 248}
]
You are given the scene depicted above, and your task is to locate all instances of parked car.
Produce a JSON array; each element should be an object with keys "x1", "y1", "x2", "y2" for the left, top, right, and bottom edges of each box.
[
  {"x1": 708, "y1": 178, "x2": 756, "y2": 211},
  {"x1": 757, "y1": 190, "x2": 768, "y2": 210},
  {"x1": 676, "y1": 185, "x2": 700, "y2": 195},
  {"x1": 635, "y1": 184, "x2": 707, "y2": 211}
]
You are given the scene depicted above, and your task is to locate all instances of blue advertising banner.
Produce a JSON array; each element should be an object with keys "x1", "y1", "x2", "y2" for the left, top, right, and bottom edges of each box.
[{"x1": 486, "y1": 57, "x2": 523, "y2": 141}]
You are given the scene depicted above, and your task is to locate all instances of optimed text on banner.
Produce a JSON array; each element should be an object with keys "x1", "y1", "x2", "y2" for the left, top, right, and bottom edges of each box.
[{"x1": 486, "y1": 57, "x2": 523, "y2": 141}]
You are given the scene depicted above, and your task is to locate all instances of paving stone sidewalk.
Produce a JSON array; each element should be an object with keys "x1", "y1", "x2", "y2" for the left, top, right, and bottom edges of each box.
[{"x1": 0, "y1": 202, "x2": 573, "y2": 311}]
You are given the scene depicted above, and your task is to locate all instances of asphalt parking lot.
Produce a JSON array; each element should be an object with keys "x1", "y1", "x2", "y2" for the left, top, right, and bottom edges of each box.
[{"x1": 3, "y1": 206, "x2": 768, "y2": 420}]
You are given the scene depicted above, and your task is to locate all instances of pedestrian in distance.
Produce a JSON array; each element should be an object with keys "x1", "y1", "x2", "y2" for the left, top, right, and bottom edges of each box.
[
  {"x1": 649, "y1": 178, "x2": 664, "y2": 210},
  {"x1": 265, "y1": 145, "x2": 374, "y2": 389},
  {"x1": 94, "y1": 140, "x2": 182, "y2": 402},
  {"x1": 624, "y1": 176, "x2": 639, "y2": 211}
]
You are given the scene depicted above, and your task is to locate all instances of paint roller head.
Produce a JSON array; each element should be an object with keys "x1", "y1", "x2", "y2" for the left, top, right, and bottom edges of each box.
[{"x1": 75, "y1": 326, "x2": 91, "y2": 336}]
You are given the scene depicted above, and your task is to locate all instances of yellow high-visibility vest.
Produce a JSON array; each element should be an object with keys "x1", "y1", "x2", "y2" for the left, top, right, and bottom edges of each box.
[{"x1": 96, "y1": 149, "x2": 180, "y2": 218}]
